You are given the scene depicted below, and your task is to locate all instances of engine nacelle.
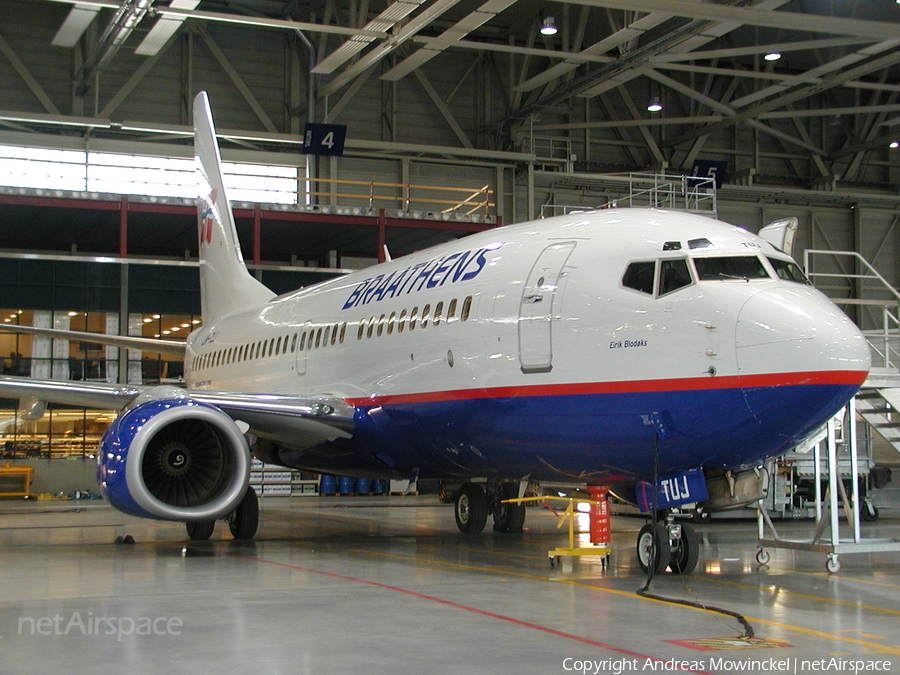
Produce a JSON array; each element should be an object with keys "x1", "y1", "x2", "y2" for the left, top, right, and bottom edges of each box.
[{"x1": 98, "y1": 398, "x2": 250, "y2": 522}]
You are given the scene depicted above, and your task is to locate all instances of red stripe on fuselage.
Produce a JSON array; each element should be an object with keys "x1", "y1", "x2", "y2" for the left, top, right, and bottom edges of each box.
[{"x1": 343, "y1": 370, "x2": 867, "y2": 407}]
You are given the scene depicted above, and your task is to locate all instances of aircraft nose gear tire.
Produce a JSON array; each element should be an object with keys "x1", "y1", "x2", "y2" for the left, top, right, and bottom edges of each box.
[
  {"x1": 637, "y1": 523, "x2": 671, "y2": 575},
  {"x1": 186, "y1": 520, "x2": 215, "y2": 541},
  {"x1": 669, "y1": 523, "x2": 699, "y2": 574},
  {"x1": 493, "y1": 483, "x2": 526, "y2": 533},
  {"x1": 455, "y1": 483, "x2": 488, "y2": 534},
  {"x1": 227, "y1": 487, "x2": 260, "y2": 540}
]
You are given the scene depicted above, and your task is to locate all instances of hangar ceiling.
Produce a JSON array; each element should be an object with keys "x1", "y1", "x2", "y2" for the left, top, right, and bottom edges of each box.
[{"x1": 2, "y1": 0, "x2": 900, "y2": 198}]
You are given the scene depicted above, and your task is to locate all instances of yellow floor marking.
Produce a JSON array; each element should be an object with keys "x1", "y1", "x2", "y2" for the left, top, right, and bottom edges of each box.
[
  {"x1": 350, "y1": 548, "x2": 900, "y2": 656},
  {"x1": 694, "y1": 576, "x2": 900, "y2": 617},
  {"x1": 794, "y1": 571, "x2": 900, "y2": 591}
]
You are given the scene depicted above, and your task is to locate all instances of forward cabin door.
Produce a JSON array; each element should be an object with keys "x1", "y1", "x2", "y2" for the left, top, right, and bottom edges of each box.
[{"x1": 518, "y1": 242, "x2": 576, "y2": 373}]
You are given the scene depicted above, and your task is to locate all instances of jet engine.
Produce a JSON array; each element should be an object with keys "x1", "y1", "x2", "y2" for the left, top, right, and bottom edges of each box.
[{"x1": 98, "y1": 398, "x2": 250, "y2": 522}]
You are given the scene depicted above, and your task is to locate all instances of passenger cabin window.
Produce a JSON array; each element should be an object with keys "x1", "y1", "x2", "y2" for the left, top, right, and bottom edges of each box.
[
  {"x1": 768, "y1": 257, "x2": 810, "y2": 284},
  {"x1": 694, "y1": 256, "x2": 769, "y2": 281},
  {"x1": 622, "y1": 261, "x2": 655, "y2": 295},
  {"x1": 659, "y1": 259, "x2": 692, "y2": 296},
  {"x1": 461, "y1": 297, "x2": 472, "y2": 321}
]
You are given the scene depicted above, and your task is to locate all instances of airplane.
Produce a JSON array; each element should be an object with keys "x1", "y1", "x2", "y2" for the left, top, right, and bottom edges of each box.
[{"x1": 0, "y1": 92, "x2": 871, "y2": 575}]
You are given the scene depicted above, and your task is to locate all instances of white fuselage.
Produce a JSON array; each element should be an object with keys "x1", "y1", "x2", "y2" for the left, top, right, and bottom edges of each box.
[{"x1": 181, "y1": 209, "x2": 870, "y2": 482}]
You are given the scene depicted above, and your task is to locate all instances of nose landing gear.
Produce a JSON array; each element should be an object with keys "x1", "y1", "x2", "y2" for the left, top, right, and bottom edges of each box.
[{"x1": 636, "y1": 516, "x2": 700, "y2": 575}]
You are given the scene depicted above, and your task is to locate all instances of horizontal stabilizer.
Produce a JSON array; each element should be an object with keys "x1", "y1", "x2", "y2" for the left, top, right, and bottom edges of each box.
[{"x1": 0, "y1": 324, "x2": 185, "y2": 356}]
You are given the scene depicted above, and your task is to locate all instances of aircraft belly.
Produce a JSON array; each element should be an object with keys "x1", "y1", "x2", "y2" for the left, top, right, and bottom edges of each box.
[{"x1": 341, "y1": 379, "x2": 859, "y2": 482}]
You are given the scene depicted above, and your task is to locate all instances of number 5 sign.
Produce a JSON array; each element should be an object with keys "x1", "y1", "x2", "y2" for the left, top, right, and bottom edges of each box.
[{"x1": 302, "y1": 123, "x2": 348, "y2": 156}]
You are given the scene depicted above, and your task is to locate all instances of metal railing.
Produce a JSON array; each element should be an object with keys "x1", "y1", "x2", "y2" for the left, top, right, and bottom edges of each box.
[
  {"x1": 302, "y1": 177, "x2": 495, "y2": 215},
  {"x1": 804, "y1": 249, "x2": 900, "y2": 371},
  {"x1": 539, "y1": 172, "x2": 717, "y2": 219}
]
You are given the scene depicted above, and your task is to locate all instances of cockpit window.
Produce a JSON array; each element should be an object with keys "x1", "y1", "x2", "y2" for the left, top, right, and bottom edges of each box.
[
  {"x1": 659, "y1": 259, "x2": 693, "y2": 295},
  {"x1": 694, "y1": 256, "x2": 769, "y2": 281},
  {"x1": 688, "y1": 238, "x2": 713, "y2": 249},
  {"x1": 768, "y1": 257, "x2": 810, "y2": 285},
  {"x1": 622, "y1": 261, "x2": 655, "y2": 294}
]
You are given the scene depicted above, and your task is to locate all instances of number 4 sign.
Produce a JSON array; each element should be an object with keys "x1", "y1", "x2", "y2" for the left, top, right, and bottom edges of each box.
[{"x1": 302, "y1": 123, "x2": 348, "y2": 156}]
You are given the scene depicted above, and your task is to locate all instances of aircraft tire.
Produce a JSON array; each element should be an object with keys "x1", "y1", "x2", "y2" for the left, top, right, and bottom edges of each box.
[
  {"x1": 186, "y1": 520, "x2": 215, "y2": 541},
  {"x1": 636, "y1": 523, "x2": 670, "y2": 575},
  {"x1": 669, "y1": 523, "x2": 699, "y2": 574},
  {"x1": 455, "y1": 483, "x2": 488, "y2": 534},
  {"x1": 493, "y1": 483, "x2": 526, "y2": 533},
  {"x1": 228, "y1": 488, "x2": 259, "y2": 540}
]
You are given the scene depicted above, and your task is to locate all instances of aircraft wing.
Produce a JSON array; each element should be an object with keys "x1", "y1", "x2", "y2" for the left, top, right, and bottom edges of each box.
[
  {"x1": 190, "y1": 391, "x2": 355, "y2": 447},
  {"x1": 0, "y1": 375, "x2": 354, "y2": 447},
  {"x1": 0, "y1": 324, "x2": 186, "y2": 356},
  {"x1": 0, "y1": 374, "x2": 143, "y2": 410}
]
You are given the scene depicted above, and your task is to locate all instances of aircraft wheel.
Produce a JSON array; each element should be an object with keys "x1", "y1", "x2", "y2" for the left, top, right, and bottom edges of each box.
[
  {"x1": 669, "y1": 523, "x2": 699, "y2": 574},
  {"x1": 493, "y1": 483, "x2": 526, "y2": 533},
  {"x1": 186, "y1": 520, "x2": 215, "y2": 541},
  {"x1": 455, "y1": 483, "x2": 487, "y2": 534},
  {"x1": 228, "y1": 487, "x2": 259, "y2": 540},
  {"x1": 636, "y1": 522, "x2": 670, "y2": 575}
]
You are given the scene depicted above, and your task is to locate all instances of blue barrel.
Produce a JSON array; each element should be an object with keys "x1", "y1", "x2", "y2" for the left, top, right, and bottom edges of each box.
[
  {"x1": 372, "y1": 479, "x2": 386, "y2": 494},
  {"x1": 338, "y1": 476, "x2": 356, "y2": 494},
  {"x1": 356, "y1": 478, "x2": 372, "y2": 493},
  {"x1": 319, "y1": 474, "x2": 336, "y2": 494}
]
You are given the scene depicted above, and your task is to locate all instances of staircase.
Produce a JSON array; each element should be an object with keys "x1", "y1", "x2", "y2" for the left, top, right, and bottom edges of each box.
[
  {"x1": 805, "y1": 249, "x2": 900, "y2": 456},
  {"x1": 855, "y1": 389, "x2": 900, "y2": 455}
]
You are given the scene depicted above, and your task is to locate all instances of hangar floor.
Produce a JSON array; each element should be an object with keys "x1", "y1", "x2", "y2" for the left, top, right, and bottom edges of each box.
[{"x1": 1, "y1": 496, "x2": 899, "y2": 675}]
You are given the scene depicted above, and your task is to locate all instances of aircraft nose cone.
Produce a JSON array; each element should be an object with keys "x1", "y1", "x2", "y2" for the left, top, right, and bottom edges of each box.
[
  {"x1": 736, "y1": 287, "x2": 870, "y2": 448},
  {"x1": 736, "y1": 287, "x2": 871, "y2": 376}
]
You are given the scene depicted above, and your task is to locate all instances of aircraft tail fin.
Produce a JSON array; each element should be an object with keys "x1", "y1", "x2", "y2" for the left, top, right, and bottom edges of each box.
[{"x1": 194, "y1": 91, "x2": 274, "y2": 322}]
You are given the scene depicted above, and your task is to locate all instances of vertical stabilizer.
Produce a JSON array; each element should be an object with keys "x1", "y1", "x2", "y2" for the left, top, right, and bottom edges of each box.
[{"x1": 194, "y1": 92, "x2": 274, "y2": 322}]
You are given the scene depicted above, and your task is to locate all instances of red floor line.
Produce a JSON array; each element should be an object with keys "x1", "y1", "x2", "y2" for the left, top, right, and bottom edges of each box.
[{"x1": 226, "y1": 552, "x2": 713, "y2": 674}]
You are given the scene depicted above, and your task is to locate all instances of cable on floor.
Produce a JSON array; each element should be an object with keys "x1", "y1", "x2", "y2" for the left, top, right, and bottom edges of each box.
[{"x1": 635, "y1": 422, "x2": 755, "y2": 640}]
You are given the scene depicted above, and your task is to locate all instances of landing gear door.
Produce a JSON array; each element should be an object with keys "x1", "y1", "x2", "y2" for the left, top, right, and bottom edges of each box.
[{"x1": 518, "y1": 242, "x2": 576, "y2": 373}]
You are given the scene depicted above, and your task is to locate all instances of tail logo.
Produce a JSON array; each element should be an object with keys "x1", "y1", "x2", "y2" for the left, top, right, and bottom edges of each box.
[{"x1": 199, "y1": 189, "x2": 219, "y2": 246}]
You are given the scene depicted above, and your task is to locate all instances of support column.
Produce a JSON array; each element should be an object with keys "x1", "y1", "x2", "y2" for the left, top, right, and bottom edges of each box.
[
  {"x1": 377, "y1": 209, "x2": 387, "y2": 263},
  {"x1": 119, "y1": 195, "x2": 128, "y2": 258},
  {"x1": 253, "y1": 203, "x2": 262, "y2": 266}
]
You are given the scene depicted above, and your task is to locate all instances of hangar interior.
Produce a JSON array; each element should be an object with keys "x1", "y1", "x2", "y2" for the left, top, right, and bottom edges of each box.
[{"x1": 2, "y1": 0, "x2": 900, "y2": 672}]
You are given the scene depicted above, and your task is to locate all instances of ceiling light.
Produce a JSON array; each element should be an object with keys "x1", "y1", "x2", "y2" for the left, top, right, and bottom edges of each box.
[
  {"x1": 143, "y1": 318, "x2": 152, "y2": 323},
  {"x1": 540, "y1": 17, "x2": 558, "y2": 36},
  {"x1": 891, "y1": 141, "x2": 899, "y2": 149},
  {"x1": 764, "y1": 52, "x2": 781, "y2": 61},
  {"x1": 647, "y1": 97, "x2": 663, "y2": 113}
]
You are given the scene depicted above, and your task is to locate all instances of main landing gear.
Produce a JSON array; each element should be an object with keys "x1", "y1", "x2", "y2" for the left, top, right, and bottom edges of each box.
[
  {"x1": 185, "y1": 487, "x2": 260, "y2": 541},
  {"x1": 453, "y1": 481, "x2": 526, "y2": 534},
  {"x1": 636, "y1": 517, "x2": 700, "y2": 575}
]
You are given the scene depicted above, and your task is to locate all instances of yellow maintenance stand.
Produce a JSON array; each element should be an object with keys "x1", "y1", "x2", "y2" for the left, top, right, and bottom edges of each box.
[{"x1": 503, "y1": 495, "x2": 611, "y2": 567}]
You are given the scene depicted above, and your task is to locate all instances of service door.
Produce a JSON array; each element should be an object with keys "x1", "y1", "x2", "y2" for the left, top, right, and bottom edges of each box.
[
  {"x1": 518, "y1": 241, "x2": 576, "y2": 373},
  {"x1": 296, "y1": 321, "x2": 310, "y2": 375}
]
